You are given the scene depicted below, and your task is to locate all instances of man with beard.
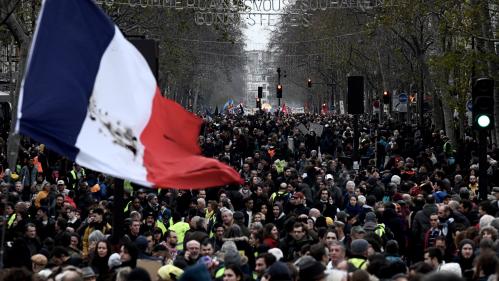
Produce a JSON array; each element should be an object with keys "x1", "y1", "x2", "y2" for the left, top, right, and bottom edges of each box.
[
  {"x1": 82, "y1": 208, "x2": 111, "y2": 257},
  {"x1": 314, "y1": 188, "x2": 338, "y2": 218}
]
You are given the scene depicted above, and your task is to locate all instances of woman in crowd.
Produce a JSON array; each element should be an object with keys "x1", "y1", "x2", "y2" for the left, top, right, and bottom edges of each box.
[
  {"x1": 262, "y1": 223, "x2": 279, "y2": 249},
  {"x1": 453, "y1": 239, "x2": 475, "y2": 281},
  {"x1": 90, "y1": 239, "x2": 112, "y2": 281}
]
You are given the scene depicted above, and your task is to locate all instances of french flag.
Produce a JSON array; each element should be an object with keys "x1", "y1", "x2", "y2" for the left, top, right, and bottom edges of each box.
[{"x1": 16, "y1": 0, "x2": 243, "y2": 189}]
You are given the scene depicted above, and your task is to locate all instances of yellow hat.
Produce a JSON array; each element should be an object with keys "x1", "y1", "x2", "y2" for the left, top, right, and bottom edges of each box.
[
  {"x1": 11, "y1": 173, "x2": 19, "y2": 180},
  {"x1": 326, "y1": 217, "x2": 334, "y2": 226},
  {"x1": 158, "y1": 264, "x2": 183, "y2": 281}
]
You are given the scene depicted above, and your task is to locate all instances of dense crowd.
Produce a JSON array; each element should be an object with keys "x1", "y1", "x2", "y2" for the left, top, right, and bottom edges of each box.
[{"x1": 1, "y1": 112, "x2": 499, "y2": 281}]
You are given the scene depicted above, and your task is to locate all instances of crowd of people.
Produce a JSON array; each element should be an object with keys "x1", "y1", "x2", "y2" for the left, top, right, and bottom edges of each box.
[{"x1": 1, "y1": 112, "x2": 499, "y2": 281}]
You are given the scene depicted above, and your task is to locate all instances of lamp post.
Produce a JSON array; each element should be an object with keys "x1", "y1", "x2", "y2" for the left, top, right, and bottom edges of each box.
[{"x1": 277, "y1": 68, "x2": 281, "y2": 111}]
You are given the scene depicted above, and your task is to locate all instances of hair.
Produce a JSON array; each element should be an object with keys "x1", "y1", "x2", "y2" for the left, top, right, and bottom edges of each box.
[
  {"x1": 225, "y1": 225, "x2": 243, "y2": 238},
  {"x1": 256, "y1": 253, "x2": 276, "y2": 268},
  {"x1": 474, "y1": 249, "x2": 498, "y2": 279},
  {"x1": 51, "y1": 246, "x2": 70, "y2": 258},
  {"x1": 88, "y1": 230, "x2": 105, "y2": 244},
  {"x1": 224, "y1": 264, "x2": 244, "y2": 280},
  {"x1": 309, "y1": 243, "x2": 327, "y2": 262},
  {"x1": 263, "y1": 223, "x2": 277, "y2": 239},
  {"x1": 425, "y1": 247, "x2": 443, "y2": 263}
]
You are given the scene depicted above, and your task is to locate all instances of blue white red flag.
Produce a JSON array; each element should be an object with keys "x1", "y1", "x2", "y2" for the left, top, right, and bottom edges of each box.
[{"x1": 16, "y1": 0, "x2": 242, "y2": 189}]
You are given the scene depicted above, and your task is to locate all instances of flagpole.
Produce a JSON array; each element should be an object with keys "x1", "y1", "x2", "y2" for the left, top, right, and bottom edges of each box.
[{"x1": 111, "y1": 178, "x2": 125, "y2": 248}]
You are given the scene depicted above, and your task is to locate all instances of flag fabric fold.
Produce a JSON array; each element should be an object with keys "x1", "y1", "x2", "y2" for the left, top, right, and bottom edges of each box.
[{"x1": 16, "y1": 0, "x2": 242, "y2": 189}]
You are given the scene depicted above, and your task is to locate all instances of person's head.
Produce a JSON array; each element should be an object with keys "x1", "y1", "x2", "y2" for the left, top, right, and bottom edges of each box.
[
  {"x1": 309, "y1": 243, "x2": 329, "y2": 265},
  {"x1": 292, "y1": 192, "x2": 305, "y2": 205},
  {"x1": 323, "y1": 230, "x2": 337, "y2": 246},
  {"x1": 201, "y1": 240, "x2": 214, "y2": 257},
  {"x1": 166, "y1": 230, "x2": 178, "y2": 247},
  {"x1": 120, "y1": 243, "x2": 138, "y2": 266},
  {"x1": 198, "y1": 189, "x2": 207, "y2": 199},
  {"x1": 221, "y1": 208, "x2": 234, "y2": 225},
  {"x1": 319, "y1": 188, "x2": 330, "y2": 201},
  {"x1": 70, "y1": 233, "x2": 80, "y2": 249},
  {"x1": 31, "y1": 254, "x2": 48, "y2": 273},
  {"x1": 130, "y1": 220, "x2": 141, "y2": 235},
  {"x1": 36, "y1": 207, "x2": 49, "y2": 220},
  {"x1": 255, "y1": 253, "x2": 276, "y2": 276},
  {"x1": 293, "y1": 223, "x2": 306, "y2": 241},
  {"x1": 349, "y1": 195, "x2": 357, "y2": 207},
  {"x1": 91, "y1": 208, "x2": 104, "y2": 223},
  {"x1": 434, "y1": 236, "x2": 446, "y2": 254},
  {"x1": 475, "y1": 249, "x2": 499, "y2": 278},
  {"x1": 459, "y1": 239, "x2": 474, "y2": 259},
  {"x1": 25, "y1": 223, "x2": 37, "y2": 239},
  {"x1": 56, "y1": 194, "x2": 65, "y2": 206},
  {"x1": 185, "y1": 240, "x2": 201, "y2": 260},
  {"x1": 214, "y1": 224, "x2": 225, "y2": 239},
  {"x1": 272, "y1": 204, "x2": 282, "y2": 218},
  {"x1": 263, "y1": 223, "x2": 279, "y2": 240},
  {"x1": 437, "y1": 205, "x2": 450, "y2": 220},
  {"x1": 329, "y1": 241, "x2": 345, "y2": 265},
  {"x1": 430, "y1": 213, "x2": 439, "y2": 228},
  {"x1": 480, "y1": 226, "x2": 498, "y2": 241},
  {"x1": 223, "y1": 264, "x2": 244, "y2": 281},
  {"x1": 350, "y1": 239, "x2": 369, "y2": 257},
  {"x1": 424, "y1": 247, "x2": 443, "y2": 269},
  {"x1": 95, "y1": 239, "x2": 111, "y2": 259},
  {"x1": 51, "y1": 246, "x2": 70, "y2": 265}
]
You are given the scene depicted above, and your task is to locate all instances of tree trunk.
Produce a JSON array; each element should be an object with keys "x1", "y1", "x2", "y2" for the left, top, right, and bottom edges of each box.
[{"x1": 4, "y1": 8, "x2": 31, "y2": 170}]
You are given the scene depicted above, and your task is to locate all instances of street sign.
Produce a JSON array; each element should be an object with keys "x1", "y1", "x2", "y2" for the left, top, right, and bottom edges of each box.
[{"x1": 399, "y1": 93, "x2": 408, "y2": 103}]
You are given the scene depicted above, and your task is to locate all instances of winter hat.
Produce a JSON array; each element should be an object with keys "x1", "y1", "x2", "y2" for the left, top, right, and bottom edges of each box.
[
  {"x1": 350, "y1": 239, "x2": 369, "y2": 256},
  {"x1": 158, "y1": 264, "x2": 184, "y2": 281},
  {"x1": 365, "y1": 212, "x2": 377, "y2": 222},
  {"x1": 222, "y1": 248, "x2": 241, "y2": 266},
  {"x1": 268, "y1": 248, "x2": 284, "y2": 261},
  {"x1": 108, "y1": 253, "x2": 122, "y2": 268},
  {"x1": 178, "y1": 264, "x2": 211, "y2": 281},
  {"x1": 266, "y1": 262, "x2": 292, "y2": 281},
  {"x1": 135, "y1": 235, "x2": 149, "y2": 251},
  {"x1": 459, "y1": 239, "x2": 475, "y2": 250},
  {"x1": 439, "y1": 262, "x2": 462, "y2": 277},
  {"x1": 298, "y1": 259, "x2": 326, "y2": 281}
]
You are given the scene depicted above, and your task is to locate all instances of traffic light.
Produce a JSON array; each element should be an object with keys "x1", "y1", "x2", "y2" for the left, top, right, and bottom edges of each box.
[
  {"x1": 256, "y1": 98, "x2": 261, "y2": 109},
  {"x1": 307, "y1": 78, "x2": 312, "y2": 88},
  {"x1": 258, "y1": 86, "x2": 263, "y2": 98},
  {"x1": 383, "y1": 91, "x2": 390, "y2": 104},
  {"x1": 472, "y1": 78, "x2": 495, "y2": 130},
  {"x1": 277, "y1": 84, "x2": 282, "y2": 98}
]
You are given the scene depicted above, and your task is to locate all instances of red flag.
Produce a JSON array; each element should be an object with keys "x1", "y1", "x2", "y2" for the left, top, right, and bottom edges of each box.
[{"x1": 142, "y1": 94, "x2": 243, "y2": 189}]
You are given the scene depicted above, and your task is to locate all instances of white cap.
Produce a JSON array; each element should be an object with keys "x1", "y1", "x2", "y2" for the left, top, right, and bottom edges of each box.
[
  {"x1": 325, "y1": 174, "x2": 334, "y2": 181},
  {"x1": 268, "y1": 248, "x2": 283, "y2": 261}
]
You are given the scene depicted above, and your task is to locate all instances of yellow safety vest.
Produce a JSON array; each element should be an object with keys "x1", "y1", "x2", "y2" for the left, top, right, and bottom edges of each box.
[
  {"x1": 169, "y1": 221, "x2": 190, "y2": 251},
  {"x1": 348, "y1": 257, "x2": 367, "y2": 270}
]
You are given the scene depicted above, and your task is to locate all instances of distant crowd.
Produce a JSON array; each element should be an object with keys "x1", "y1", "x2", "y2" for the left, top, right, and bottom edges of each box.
[{"x1": 1, "y1": 112, "x2": 499, "y2": 281}]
